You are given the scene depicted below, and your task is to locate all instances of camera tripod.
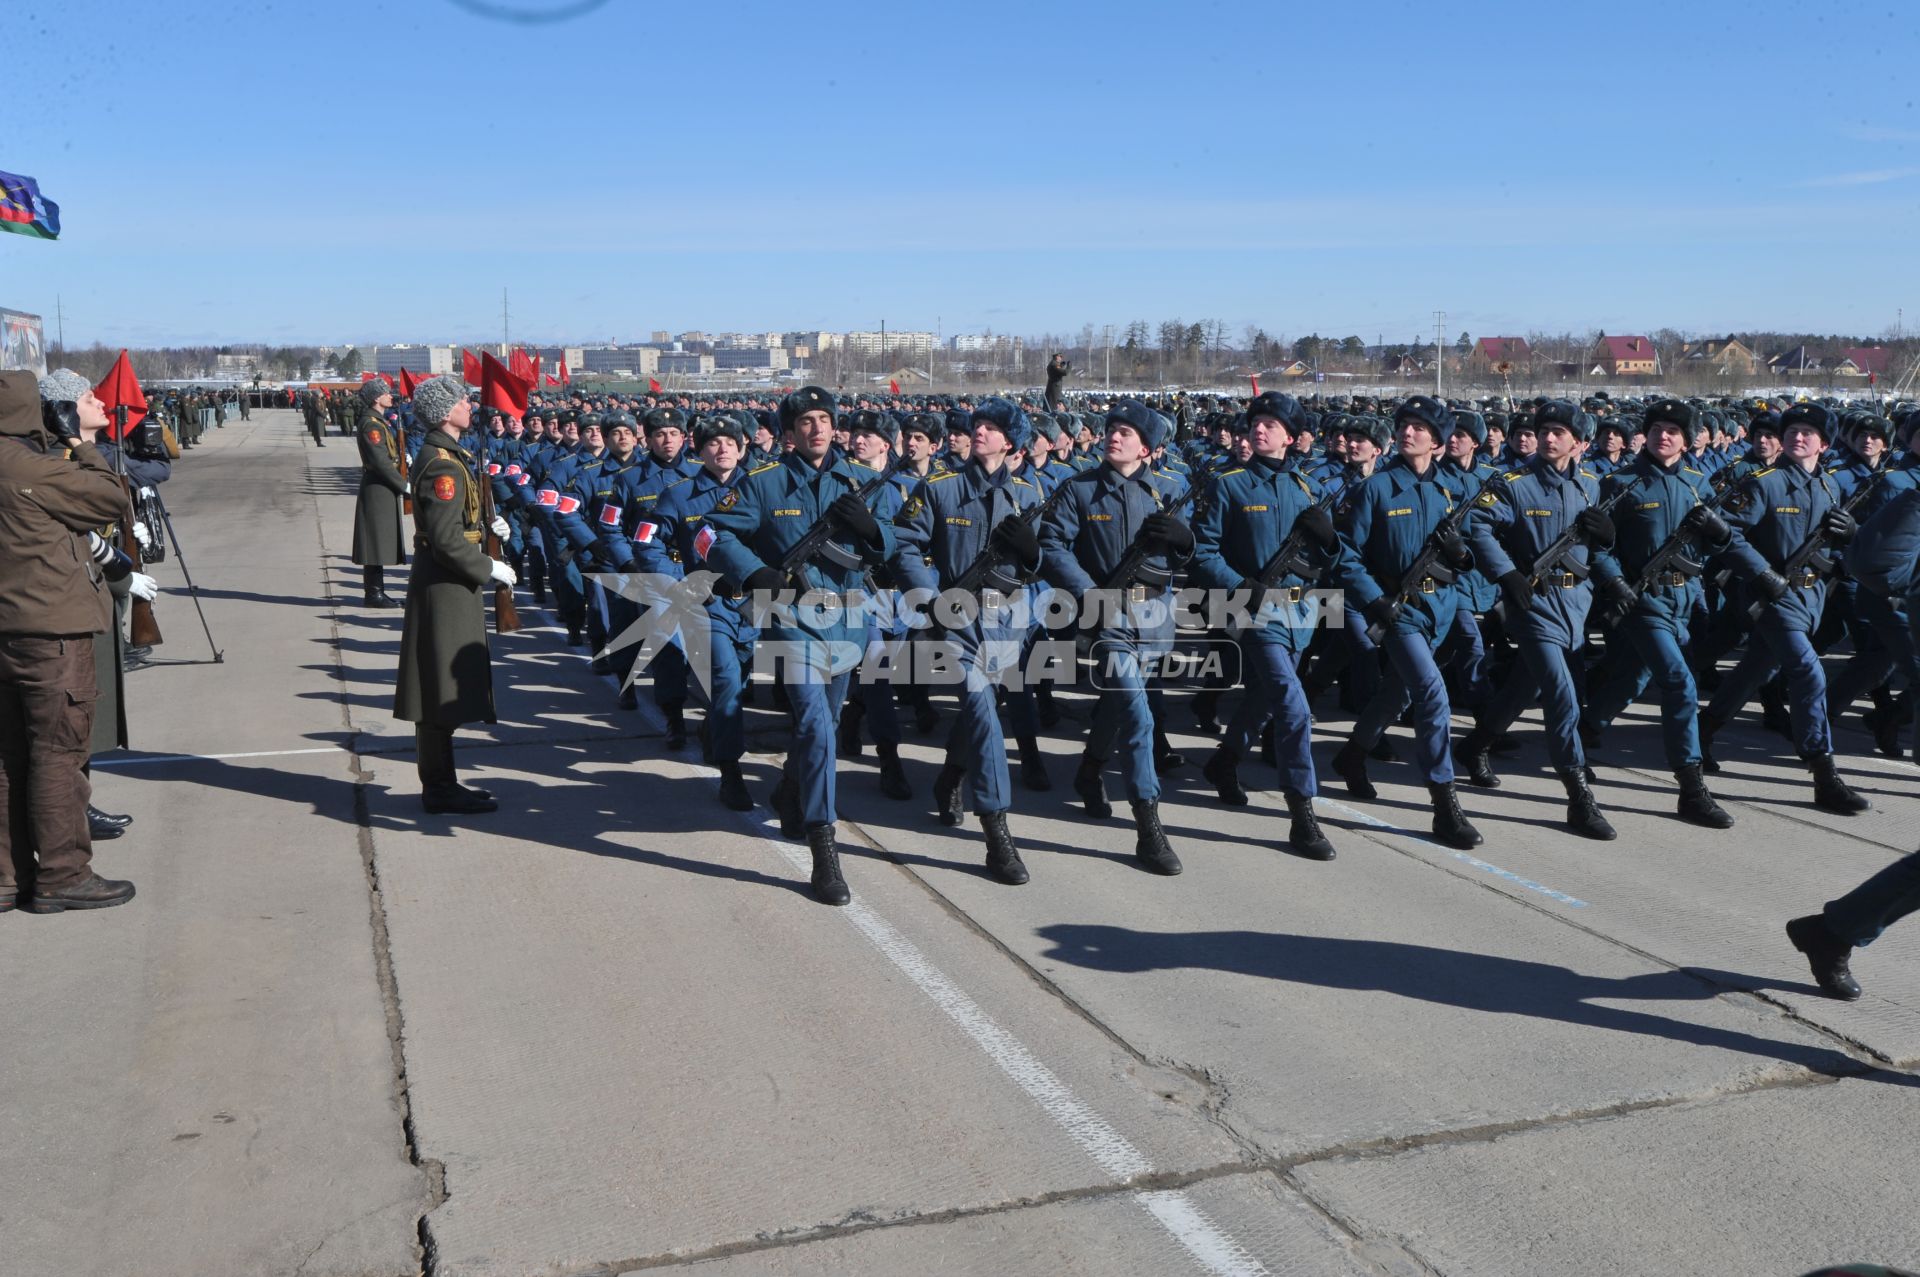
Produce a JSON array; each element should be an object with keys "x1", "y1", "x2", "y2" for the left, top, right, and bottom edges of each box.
[{"x1": 131, "y1": 490, "x2": 225, "y2": 666}]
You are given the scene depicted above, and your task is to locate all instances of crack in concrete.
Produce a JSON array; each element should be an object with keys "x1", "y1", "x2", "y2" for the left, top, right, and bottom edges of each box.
[{"x1": 308, "y1": 435, "x2": 445, "y2": 1276}]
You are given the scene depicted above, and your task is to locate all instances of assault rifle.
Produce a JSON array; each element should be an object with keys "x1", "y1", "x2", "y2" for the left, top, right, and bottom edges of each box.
[
  {"x1": 1364, "y1": 478, "x2": 1494, "y2": 644},
  {"x1": 1244, "y1": 484, "x2": 1341, "y2": 614},
  {"x1": 775, "y1": 454, "x2": 908, "y2": 583},
  {"x1": 1075, "y1": 476, "x2": 1205, "y2": 651},
  {"x1": 474, "y1": 411, "x2": 521, "y2": 634},
  {"x1": 1747, "y1": 465, "x2": 1891, "y2": 621},
  {"x1": 1522, "y1": 473, "x2": 1644, "y2": 591},
  {"x1": 1598, "y1": 478, "x2": 1744, "y2": 628},
  {"x1": 949, "y1": 472, "x2": 1076, "y2": 597}
]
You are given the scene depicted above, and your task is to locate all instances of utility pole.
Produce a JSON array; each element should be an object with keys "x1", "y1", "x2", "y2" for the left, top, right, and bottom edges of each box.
[
  {"x1": 1433, "y1": 310, "x2": 1446, "y2": 398},
  {"x1": 56, "y1": 295, "x2": 65, "y2": 350},
  {"x1": 501, "y1": 288, "x2": 511, "y2": 355}
]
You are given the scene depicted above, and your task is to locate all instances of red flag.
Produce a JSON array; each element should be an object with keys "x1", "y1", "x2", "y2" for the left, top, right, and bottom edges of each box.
[
  {"x1": 378, "y1": 372, "x2": 396, "y2": 389},
  {"x1": 544, "y1": 374, "x2": 560, "y2": 387},
  {"x1": 558, "y1": 358, "x2": 571, "y2": 385},
  {"x1": 398, "y1": 367, "x2": 423, "y2": 397},
  {"x1": 531, "y1": 354, "x2": 542, "y2": 387},
  {"x1": 480, "y1": 351, "x2": 530, "y2": 419},
  {"x1": 360, "y1": 371, "x2": 376, "y2": 382},
  {"x1": 461, "y1": 348, "x2": 482, "y2": 383},
  {"x1": 889, "y1": 379, "x2": 900, "y2": 396},
  {"x1": 510, "y1": 348, "x2": 535, "y2": 385},
  {"x1": 93, "y1": 349, "x2": 148, "y2": 439},
  {"x1": 1250, "y1": 374, "x2": 1260, "y2": 396},
  {"x1": 647, "y1": 377, "x2": 663, "y2": 394}
]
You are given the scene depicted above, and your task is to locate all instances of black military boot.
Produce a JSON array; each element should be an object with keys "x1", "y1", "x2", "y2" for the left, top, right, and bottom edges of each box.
[
  {"x1": 1807, "y1": 752, "x2": 1871, "y2": 815},
  {"x1": 1202, "y1": 745, "x2": 1247, "y2": 806},
  {"x1": 1786, "y1": 914, "x2": 1862, "y2": 1000},
  {"x1": 980, "y1": 811, "x2": 1029, "y2": 885},
  {"x1": 27, "y1": 872, "x2": 136, "y2": 913},
  {"x1": 617, "y1": 685, "x2": 639, "y2": 712},
  {"x1": 912, "y1": 687, "x2": 939, "y2": 734},
  {"x1": 837, "y1": 698, "x2": 867, "y2": 759},
  {"x1": 1284, "y1": 791, "x2": 1335, "y2": 860},
  {"x1": 1330, "y1": 740, "x2": 1376, "y2": 800},
  {"x1": 1427, "y1": 781, "x2": 1482, "y2": 849},
  {"x1": 1675, "y1": 763, "x2": 1733, "y2": 829},
  {"x1": 1017, "y1": 736, "x2": 1052, "y2": 791},
  {"x1": 1035, "y1": 682, "x2": 1061, "y2": 729},
  {"x1": 806, "y1": 825, "x2": 851, "y2": 906},
  {"x1": 1074, "y1": 754, "x2": 1112, "y2": 818},
  {"x1": 1698, "y1": 712, "x2": 1726, "y2": 774},
  {"x1": 716, "y1": 762, "x2": 754, "y2": 812},
  {"x1": 1192, "y1": 688, "x2": 1223, "y2": 735},
  {"x1": 565, "y1": 620, "x2": 584, "y2": 647},
  {"x1": 875, "y1": 741, "x2": 912, "y2": 801},
  {"x1": 1130, "y1": 800, "x2": 1183, "y2": 875},
  {"x1": 87, "y1": 804, "x2": 132, "y2": 840},
  {"x1": 1154, "y1": 729, "x2": 1185, "y2": 774},
  {"x1": 663, "y1": 707, "x2": 687, "y2": 750},
  {"x1": 1559, "y1": 767, "x2": 1617, "y2": 840},
  {"x1": 769, "y1": 773, "x2": 803, "y2": 839},
  {"x1": 1759, "y1": 679, "x2": 1791, "y2": 738},
  {"x1": 1454, "y1": 726, "x2": 1501, "y2": 789},
  {"x1": 1863, "y1": 689, "x2": 1911, "y2": 759},
  {"x1": 934, "y1": 763, "x2": 966, "y2": 826}
]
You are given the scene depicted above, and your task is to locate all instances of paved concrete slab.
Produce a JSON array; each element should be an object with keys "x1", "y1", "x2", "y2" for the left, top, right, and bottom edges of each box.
[{"x1": 1295, "y1": 1075, "x2": 1920, "y2": 1276}]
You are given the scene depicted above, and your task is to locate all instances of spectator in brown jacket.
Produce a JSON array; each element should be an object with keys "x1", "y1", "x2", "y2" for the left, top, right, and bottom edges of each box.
[{"x1": 0, "y1": 368, "x2": 141, "y2": 913}]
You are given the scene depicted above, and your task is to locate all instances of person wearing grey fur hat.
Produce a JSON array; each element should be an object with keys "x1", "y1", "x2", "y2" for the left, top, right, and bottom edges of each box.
[
  {"x1": 411, "y1": 375, "x2": 466, "y2": 426},
  {"x1": 36, "y1": 368, "x2": 94, "y2": 405}
]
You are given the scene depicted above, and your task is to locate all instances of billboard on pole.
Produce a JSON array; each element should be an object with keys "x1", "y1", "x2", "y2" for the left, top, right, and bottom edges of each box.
[{"x1": 0, "y1": 308, "x2": 46, "y2": 374}]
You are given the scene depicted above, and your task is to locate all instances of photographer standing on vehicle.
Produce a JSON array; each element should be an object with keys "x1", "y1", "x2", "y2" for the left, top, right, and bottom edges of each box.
[{"x1": 0, "y1": 369, "x2": 143, "y2": 913}]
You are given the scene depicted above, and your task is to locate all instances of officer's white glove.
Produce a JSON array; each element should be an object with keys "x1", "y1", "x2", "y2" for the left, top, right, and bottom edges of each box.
[
  {"x1": 490, "y1": 516, "x2": 510, "y2": 539},
  {"x1": 488, "y1": 558, "x2": 518, "y2": 588},
  {"x1": 87, "y1": 531, "x2": 115, "y2": 565},
  {"x1": 127, "y1": 572, "x2": 159, "y2": 602},
  {"x1": 131, "y1": 521, "x2": 154, "y2": 552}
]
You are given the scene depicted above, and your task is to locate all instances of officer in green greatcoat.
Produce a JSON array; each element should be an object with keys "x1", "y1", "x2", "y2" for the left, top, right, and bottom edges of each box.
[
  {"x1": 392, "y1": 376, "x2": 515, "y2": 815},
  {"x1": 350, "y1": 381, "x2": 407, "y2": 607}
]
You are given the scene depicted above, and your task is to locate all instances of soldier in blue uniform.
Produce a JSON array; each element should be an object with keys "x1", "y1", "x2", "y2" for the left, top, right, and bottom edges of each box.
[
  {"x1": 630, "y1": 414, "x2": 759, "y2": 811},
  {"x1": 1454, "y1": 401, "x2": 1619, "y2": 838},
  {"x1": 834, "y1": 410, "x2": 911, "y2": 799},
  {"x1": 703, "y1": 386, "x2": 899, "y2": 905},
  {"x1": 1435, "y1": 410, "x2": 1502, "y2": 709},
  {"x1": 1701, "y1": 404, "x2": 1871, "y2": 814},
  {"x1": 1326, "y1": 395, "x2": 1483, "y2": 849},
  {"x1": 1576, "y1": 400, "x2": 1735, "y2": 828},
  {"x1": 1039, "y1": 399, "x2": 1188, "y2": 876},
  {"x1": 604, "y1": 408, "x2": 704, "y2": 729},
  {"x1": 1188, "y1": 392, "x2": 1342, "y2": 860},
  {"x1": 893, "y1": 398, "x2": 1044, "y2": 883}
]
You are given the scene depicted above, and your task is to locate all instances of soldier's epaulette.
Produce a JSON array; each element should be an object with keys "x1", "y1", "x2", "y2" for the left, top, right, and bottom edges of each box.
[
  {"x1": 746, "y1": 461, "x2": 782, "y2": 477},
  {"x1": 1011, "y1": 475, "x2": 1036, "y2": 489},
  {"x1": 1501, "y1": 469, "x2": 1526, "y2": 482},
  {"x1": 664, "y1": 475, "x2": 696, "y2": 493},
  {"x1": 1292, "y1": 472, "x2": 1315, "y2": 496},
  {"x1": 1752, "y1": 466, "x2": 1776, "y2": 478},
  {"x1": 1216, "y1": 467, "x2": 1246, "y2": 478},
  {"x1": 1681, "y1": 466, "x2": 1703, "y2": 476},
  {"x1": 1579, "y1": 468, "x2": 1598, "y2": 480},
  {"x1": 925, "y1": 470, "x2": 961, "y2": 484},
  {"x1": 847, "y1": 459, "x2": 883, "y2": 476}
]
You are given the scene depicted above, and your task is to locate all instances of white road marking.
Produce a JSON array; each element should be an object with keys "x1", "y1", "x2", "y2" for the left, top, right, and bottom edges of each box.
[
  {"x1": 93, "y1": 747, "x2": 340, "y2": 767},
  {"x1": 1315, "y1": 796, "x2": 1590, "y2": 909}
]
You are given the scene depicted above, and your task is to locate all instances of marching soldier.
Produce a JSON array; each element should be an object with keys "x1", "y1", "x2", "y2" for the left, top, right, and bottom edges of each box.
[
  {"x1": 703, "y1": 386, "x2": 898, "y2": 906},
  {"x1": 393, "y1": 376, "x2": 516, "y2": 815},
  {"x1": 351, "y1": 380, "x2": 406, "y2": 608}
]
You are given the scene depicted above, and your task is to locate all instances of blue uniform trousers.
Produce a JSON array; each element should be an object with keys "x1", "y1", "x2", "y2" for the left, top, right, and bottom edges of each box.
[
  {"x1": 704, "y1": 628, "x2": 752, "y2": 765},
  {"x1": 1086, "y1": 641, "x2": 1161, "y2": 803},
  {"x1": 855, "y1": 624, "x2": 903, "y2": 746},
  {"x1": 1824, "y1": 850, "x2": 1920, "y2": 947},
  {"x1": 1826, "y1": 590, "x2": 1915, "y2": 714},
  {"x1": 782, "y1": 658, "x2": 854, "y2": 829},
  {"x1": 1436, "y1": 603, "x2": 1491, "y2": 707},
  {"x1": 1478, "y1": 636, "x2": 1587, "y2": 772},
  {"x1": 1352, "y1": 629, "x2": 1456, "y2": 785},
  {"x1": 1585, "y1": 609, "x2": 1702, "y2": 768},
  {"x1": 1227, "y1": 633, "x2": 1316, "y2": 797},
  {"x1": 1706, "y1": 613, "x2": 1833, "y2": 756},
  {"x1": 939, "y1": 634, "x2": 1017, "y2": 814}
]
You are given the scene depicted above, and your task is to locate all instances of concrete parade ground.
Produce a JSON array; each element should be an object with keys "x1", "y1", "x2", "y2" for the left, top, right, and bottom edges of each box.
[{"x1": 4, "y1": 407, "x2": 1919, "y2": 1277}]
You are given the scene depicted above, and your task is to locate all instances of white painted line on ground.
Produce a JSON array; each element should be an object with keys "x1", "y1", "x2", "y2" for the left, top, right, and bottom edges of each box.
[
  {"x1": 1315, "y1": 796, "x2": 1590, "y2": 909},
  {"x1": 94, "y1": 747, "x2": 340, "y2": 767},
  {"x1": 741, "y1": 812, "x2": 1270, "y2": 1276}
]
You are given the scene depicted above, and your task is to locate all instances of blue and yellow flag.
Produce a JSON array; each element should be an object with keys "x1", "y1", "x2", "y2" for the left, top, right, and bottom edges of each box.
[{"x1": 0, "y1": 171, "x2": 60, "y2": 240}]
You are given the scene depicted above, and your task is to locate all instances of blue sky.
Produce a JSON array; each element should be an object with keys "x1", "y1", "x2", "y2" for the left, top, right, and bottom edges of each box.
[{"x1": 5, "y1": 0, "x2": 1918, "y2": 347}]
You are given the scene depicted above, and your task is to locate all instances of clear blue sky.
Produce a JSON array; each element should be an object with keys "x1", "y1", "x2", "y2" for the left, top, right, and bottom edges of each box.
[{"x1": 6, "y1": 0, "x2": 1918, "y2": 348}]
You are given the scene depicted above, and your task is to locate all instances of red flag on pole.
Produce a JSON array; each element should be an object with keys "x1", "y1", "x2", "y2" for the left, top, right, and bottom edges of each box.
[
  {"x1": 481, "y1": 351, "x2": 530, "y2": 419},
  {"x1": 558, "y1": 358, "x2": 571, "y2": 385},
  {"x1": 398, "y1": 367, "x2": 423, "y2": 397},
  {"x1": 510, "y1": 348, "x2": 535, "y2": 385},
  {"x1": 360, "y1": 371, "x2": 376, "y2": 382},
  {"x1": 93, "y1": 349, "x2": 148, "y2": 439},
  {"x1": 530, "y1": 354, "x2": 542, "y2": 387},
  {"x1": 1250, "y1": 374, "x2": 1260, "y2": 396},
  {"x1": 647, "y1": 377, "x2": 663, "y2": 394},
  {"x1": 889, "y1": 379, "x2": 900, "y2": 396},
  {"x1": 461, "y1": 348, "x2": 482, "y2": 383},
  {"x1": 543, "y1": 374, "x2": 559, "y2": 387}
]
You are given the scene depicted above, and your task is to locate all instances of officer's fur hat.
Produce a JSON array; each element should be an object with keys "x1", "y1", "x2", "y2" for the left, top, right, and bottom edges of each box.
[
  {"x1": 847, "y1": 408, "x2": 899, "y2": 446},
  {"x1": 691, "y1": 413, "x2": 748, "y2": 451},
  {"x1": 969, "y1": 398, "x2": 1031, "y2": 451},
  {"x1": 1105, "y1": 398, "x2": 1167, "y2": 451},
  {"x1": 1780, "y1": 402, "x2": 1838, "y2": 441},
  {"x1": 358, "y1": 379, "x2": 393, "y2": 404},
  {"x1": 1393, "y1": 394, "x2": 1454, "y2": 443},
  {"x1": 1449, "y1": 410, "x2": 1487, "y2": 447},
  {"x1": 1642, "y1": 399, "x2": 1697, "y2": 435},
  {"x1": 412, "y1": 375, "x2": 466, "y2": 426},
  {"x1": 778, "y1": 385, "x2": 837, "y2": 431},
  {"x1": 642, "y1": 406, "x2": 687, "y2": 435},
  {"x1": 1533, "y1": 399, "x2": 1594, "y2": 442},
  {"x1": 1245, "y1": 391, "x2": 1302, "y2": 430},
  {"x1": 1346, "y1": 415, "x2": 1393, "y2": 451}
]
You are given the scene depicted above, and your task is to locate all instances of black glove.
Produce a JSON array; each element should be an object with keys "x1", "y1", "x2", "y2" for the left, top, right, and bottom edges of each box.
[
  {"x1": 1597, "y1": 575, "x2": 1637, "y2": 618},
  {"x1": 1140, "y1": 511, "x2": 1194, "y2": 554},
  {"x1": 828, "y1": 492, "x2": 881, "y2": 545},
  {"x1": 744, "y1": 565, "x2": 787, "y2": 598},
  {"x1": 1499, "y1": 569, "x2": 1534, "y2": 614},
  {"x1": 1820, "y1": 508, "x2": 1857, "y2": 544},
  {"x1": 1751, "y1": 569, "x2": 1789, "y2": 603},
  {"x1": 1295, "y1": 505, "x2": 1336, "y2": 550},
  {"x1": 989, "y1": 515, "x2": 1041, "y2": 569},
  {"x1": 1363, "y1": 594, "x2": 1398, "y2": 633},
  {"x1": 1680, "y1": 504, "x2": 1730, "y2": 545},
  {"x1": 1574, "y1": 507, "x2": 1616, "y2": 548},
  {"x1": 1439, "y1": 530, "x2": 1473, "y2": 571}
]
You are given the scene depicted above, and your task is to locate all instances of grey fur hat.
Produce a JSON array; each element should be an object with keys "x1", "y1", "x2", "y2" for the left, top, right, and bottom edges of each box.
[
  {"x1": 412, "y1": 375, "x2": 466, "y2": 425},
  {"x1": 359, "y1": 379, "x2": 393, "y2": 404},
  {"x1": 38, "y1": 368, "x2": 92, "y2": 403}
]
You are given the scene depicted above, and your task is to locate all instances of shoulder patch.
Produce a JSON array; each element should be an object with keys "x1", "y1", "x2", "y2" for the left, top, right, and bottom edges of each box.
[
  {"x1": 367, "y1": 427, "x2": 382, "y2": 444},
  {"x1": 714, "y1": 487, "x2": 741, "y2": 513},
  {"x1": 432, "y1": 474, "x2": 456, "y2": 502}
]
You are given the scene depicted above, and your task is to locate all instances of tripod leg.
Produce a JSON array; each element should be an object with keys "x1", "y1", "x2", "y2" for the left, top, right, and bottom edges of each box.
[{"x1": 157, "y1": 500, "x2": 224, "y2": 663}]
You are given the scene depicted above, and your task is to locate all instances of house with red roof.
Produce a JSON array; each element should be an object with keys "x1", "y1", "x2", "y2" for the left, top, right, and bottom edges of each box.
[
  {"x1": 1592, "y1": 334, "x2": 1660, "y2": 377},
  {"x1": 1833, "y1": 346, "x2": 1891, "y2": 379},
  {"x1": 1470, "y1": 337, "x2": 1533, "y2": 373}
]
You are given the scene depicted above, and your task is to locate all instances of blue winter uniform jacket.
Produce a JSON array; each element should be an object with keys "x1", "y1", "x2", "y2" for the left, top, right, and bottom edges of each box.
[
  {"x1": 631, "y1": 466, "x2": 757, "y2": 645},
  {"x1": 1188, "y1": 455, "x2": 1343, "y2": 649},
  {"x1": 1332, "y1": 456, "x2": 1465, "y2": 643},
  {"x1": 1589, "y1": 453, "x2": 1718, "y2": 625},
  {"x1": 1716, "y1": 461, "x2": 1841, "y2": 633},
  {"x1": 1039, "y1": 462, "x2": 1190, "y2": 646},
  {"x1": 1466, "y1": 456, "x2": 1604, "y2": 649}
]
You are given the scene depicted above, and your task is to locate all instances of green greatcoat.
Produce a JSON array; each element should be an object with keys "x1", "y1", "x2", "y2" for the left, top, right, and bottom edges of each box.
[
  {"x1": 393, "y1": 431, "x2": 495, "y2": 727},
  {"x1": 350, "y1": 413, "x2": 408, "y2": 565}
]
